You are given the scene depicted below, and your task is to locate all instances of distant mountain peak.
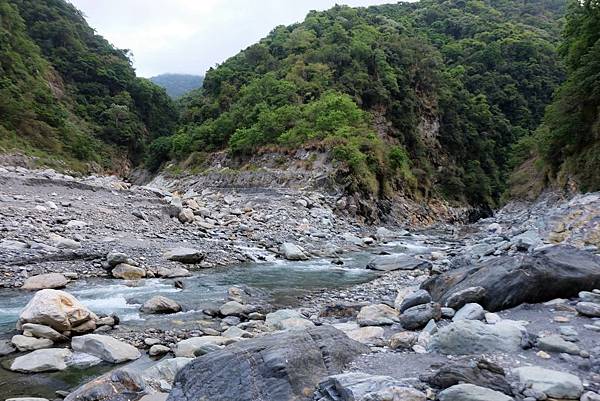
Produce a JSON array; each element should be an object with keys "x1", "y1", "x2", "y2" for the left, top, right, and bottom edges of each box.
[{"x1": 150, "y1": 73, "x2": 204, "y2": 99}]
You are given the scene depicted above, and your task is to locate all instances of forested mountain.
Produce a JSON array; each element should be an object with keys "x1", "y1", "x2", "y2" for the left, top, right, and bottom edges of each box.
[
  {"x1": 152, "y1": 0, "x2": 567, "y2": 207},
  {"x1": 0, "y1": 0, "x2": 177, "y2": 171},
  {"x1": 511, "y1": 0, "x2": 600, "y2": 193},
  {"x1": 150, "y1": 74, "x2": 204, "y2": 99}
]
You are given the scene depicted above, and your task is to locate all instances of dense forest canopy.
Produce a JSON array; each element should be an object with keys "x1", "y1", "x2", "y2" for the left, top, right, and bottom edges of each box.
[
  {"x1": 152, "y1": 0, "x2": 567, "y2": 207},
  {"x1": 0, "y1": 0, "x2": 177, "y2": 169},
  {"x1": 4, "y1": 0, "x2": 597, "y2": 208},
  {"x1": 150, "y1": 74, "x2": 204, "y2": 99},
  {"x1": 512, "y1": 0, "x2": 600, "y2": 192}
]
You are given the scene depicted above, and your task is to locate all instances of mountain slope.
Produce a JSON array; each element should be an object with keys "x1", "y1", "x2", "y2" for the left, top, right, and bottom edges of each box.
[
  {"x1": 150, "y1": 73, "x2": 204, "y2": 99},
  {"x1": 0, "y1": 0, "x2": 178, "y2": 171},
  {"x1": 153, "y1": 0, "x2": 566, "y2": 207},
  {"x1": 511, "y1": 0, "x2": 600, "y2": 194}
]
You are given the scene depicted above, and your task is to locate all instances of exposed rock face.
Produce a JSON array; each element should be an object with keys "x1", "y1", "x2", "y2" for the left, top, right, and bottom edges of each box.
[
  {"x1": 168, "y1": 326, "x2": 369, "y2": 401},
  {"x1": 438, "y1": 384, "x2": 513, "y2": 401},
  {"x1": 366, "y1": 254, "x2": 431, "y2": 272},
  {"x1": 71, "y1": 334, "x2": 141, "y2": 363},
  {"x1": 64, "y1": 369, "x2": 146, "y2": 401},
  {"x1": 141, "y1": 296, "x2": 182, "y2": 314},
  {"x1": 315, "y1": 372, "x2": 426, "y2": 401},
  {"x1": 512, "y1": 366, "x2": 583, "y2": 400},
  {"x1": 18, "y1": 289, "x2": 97, "y2": 332},
  {"x1": 21, "y1": 273, "x2": 69, "y2": 290},
  {"x1": 164, "y1": 247, "x2": 205, "y2": 263},
  {"x1": 422, "y1": 246, "x2": 600, "y2": 312},
  {"x1": 10, "y1": 348, "x2": 72, "y2": 373},
  {"x1": 429, "y1": 320, "x2": 526, "y2": 355}
]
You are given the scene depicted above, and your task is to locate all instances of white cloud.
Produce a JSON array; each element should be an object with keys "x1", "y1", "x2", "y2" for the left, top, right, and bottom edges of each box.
[{"x1": 68, "y1": 0, "x2": 400, "y2": 77}]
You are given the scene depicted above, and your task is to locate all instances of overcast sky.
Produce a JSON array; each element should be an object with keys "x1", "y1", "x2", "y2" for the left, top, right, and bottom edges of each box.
[{"x1": 68, "y1": 0, "x2": 398, "y2": 78}]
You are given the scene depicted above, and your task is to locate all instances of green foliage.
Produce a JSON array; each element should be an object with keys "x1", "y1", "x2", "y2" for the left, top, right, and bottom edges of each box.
[
  {"x1": 166, "y1": 0, "x2": 566, "y2": 205},
  {"x1": 0, "y1": 0, "x2": 178, "y2": 170},
  {"x1": 516, "y1": 0, "x2": 600, "y2": 191}
]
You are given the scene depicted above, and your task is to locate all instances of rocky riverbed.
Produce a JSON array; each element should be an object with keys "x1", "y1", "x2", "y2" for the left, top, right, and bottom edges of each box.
[{"x1": 0, "y1": 165, "x2": 599, "y2": 401}]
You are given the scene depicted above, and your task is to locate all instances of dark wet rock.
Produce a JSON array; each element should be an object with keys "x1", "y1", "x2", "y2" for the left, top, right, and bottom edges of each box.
[
  {"x1": 399, "y1": 303, "x2": 441, "y2": 330},
  {"x1": 420, "y1": 357, "x2": 512, "y2": 394},
  {"x1": 64, "y1": 368, "x2": 146, "y2": 401},
  {"x1": 167, "y1": 326, "x2": 368, "y2": 401},
  {"x1": 422, "y1": 246, "x2": 600, "y2": 312},
  {"x1": 399, "y1": 290, "x2": 432, "y2": 313},
  {"x1": 445, "y1": 287, "x2": 487, "y2": 310},
  {"x1": 0, "y1": 339, "x2": 16, "y2": 356},
  {"x1": 314, "y1": 372, "x2": 426, "y2": 401},
  {"x1": 366, "y1": 254, "x2": 431, "y2": 272}
]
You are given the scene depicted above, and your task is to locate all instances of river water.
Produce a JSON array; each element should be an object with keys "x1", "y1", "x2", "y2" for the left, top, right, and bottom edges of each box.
[{"x1": 0, "y1": 237, "x2": 443, "y2": 398}]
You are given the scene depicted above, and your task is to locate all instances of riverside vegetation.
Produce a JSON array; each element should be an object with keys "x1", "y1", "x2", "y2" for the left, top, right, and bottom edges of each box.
[{"x1": 0, "y1": 0, "x2": 600, "y2": 401}]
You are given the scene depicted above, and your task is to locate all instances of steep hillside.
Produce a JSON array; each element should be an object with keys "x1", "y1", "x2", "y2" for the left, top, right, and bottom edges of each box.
[
  {"x1": 150, "y1": 73, "x2": 204, "y2": 99},
  {"x1": 0, "y1": 0, "x2": 178, "y2": 171},
  {"x1": 510, "y1": 0, "x2": 600, "y2": 195},
  {"x1": 152, "y1": 0, "x2": 566, "y2": 208}
]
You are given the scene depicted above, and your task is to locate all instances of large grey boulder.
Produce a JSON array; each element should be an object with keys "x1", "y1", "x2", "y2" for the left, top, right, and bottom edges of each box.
[
  {"x1": 22, "y1": 323, "x2": 68, "y2": 342},
  {"x1": 265, "y1": 309, "x2": 311, "y2": 330},
  {"x1": 445, "y1": 287, "x2": 487, "y2": 310},
  {"x1": 537, "y1": 334, "x2": 580, "y2": 355},
  {"x1": 429, "y1": 320, "x2": 526, "y2": 355},
  {"x1": 357, "y1": 304, "x2": 399, "y2": 326},
  {"x1": 167, "y1": 326, "x2": 369, "y2": 401},
  {"x1": 512, "y1": 366, "x2": 583, "y2": 400},
  {"x1": 438, "y1": 384, "x2": 513, "y2": 401},
  {"x1": 280, "y1": 243, "x2": 308, "y2": 260},
  {"x1": 164, "y1": 247, "x2": 205, "y2": 263},
  {"x1": 366, "y1": 254, "x2": 431, "y2": 272},
  {"x1": 64, "y1": 369, "x2": 146, "y2": 401},
  {"x1": 576, "y1": 301, "x2": 600, "y2": 317},
  {"x1": 173, "y1": 336, "x2": 232, "y2": 358},
  {"x1": 453, "y1": 303, "x2": 485, "y2": 321},
  {"x1": 11, "y1": 334, "x2": 53, "y2": 351},
  {"x1": 10, "y1": 348, "x2": 72, "y2": 373},
  {"x1": 71, "y1": 334, "x2": 141, "y2": 363},
  {"x1": 141, "y1": 296, "x2": 182, "y2": 314},
  {"x1": 112, "y1": 263, "x2": 146, "y2": 280},
  {"x1": 399, "y1": 290, "x2": 432, "y2": 312},
  {"x1": 315, "y1": 372, "x2": 426, "y2": 401},
  {"x1": 400, "y1": 303, "x2": 441, "y2": 330},
  {"x1": 422, "y1": 245, "x2": 600, "y2": 311},
  {"x1": 21, "y1": 273, "x2": 69, "y2": 290},
  {"x1": 18, "y1": 289, "x2": 97, "y2": 332},
  {"x1": 143, "y1": 357, "x2": 193, "y2": 391}
]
